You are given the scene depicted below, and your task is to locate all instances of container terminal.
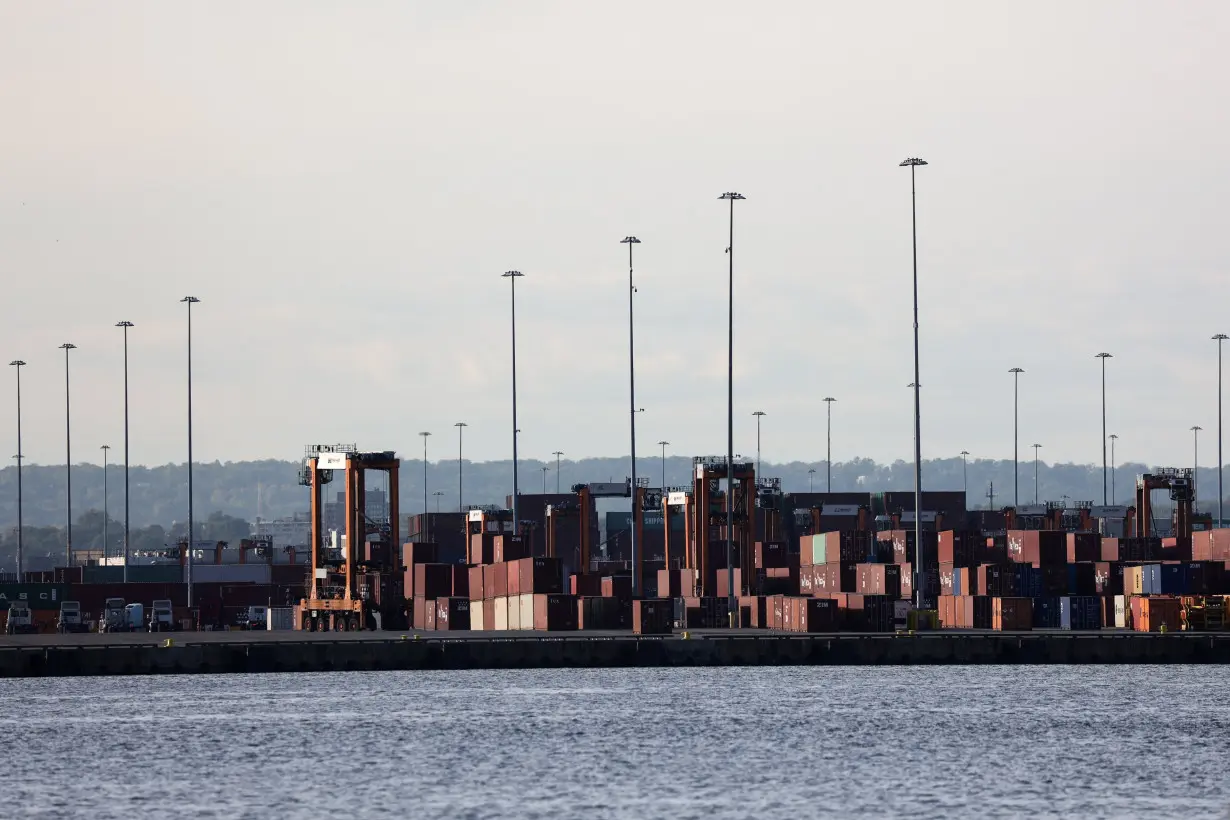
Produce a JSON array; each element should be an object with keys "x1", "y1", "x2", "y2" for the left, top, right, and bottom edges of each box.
[{"x1": 3, "y1": 444, "x2": 1230, "y2": 676}]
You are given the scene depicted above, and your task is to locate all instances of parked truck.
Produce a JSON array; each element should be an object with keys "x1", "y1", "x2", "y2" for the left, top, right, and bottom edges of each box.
[
  {"x1": 148, "y1": 600, "x2": 176, "y2": 632},
  {"x1": 99, "y1": 598, "x2": 127, "y2": 633},
  {"x1": 57, "y1": 601, "x2": 89, "y2": 633},
  {"x1": 5, "y1": 602, "x2": 36, "y2": 634},
  {"x1": 124, "y1": 603, "x2": 145, "y2": 631},
  {"x1": 237, "y1": 605, "x2": 268, "y2": 630}
]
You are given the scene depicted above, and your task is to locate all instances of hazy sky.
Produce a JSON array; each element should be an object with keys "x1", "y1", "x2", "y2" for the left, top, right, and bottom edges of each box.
[{"x1": 1, "y1": 2, "x2": 1227, "y2": 472}]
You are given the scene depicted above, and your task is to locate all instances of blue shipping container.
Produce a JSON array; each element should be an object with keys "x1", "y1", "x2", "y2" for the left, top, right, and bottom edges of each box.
[
  {"x1": 1033, "y1": 596, "x2": 1062, "y2": 628},
  {"x1": 952, "y1": 570, "x2": 962, "y2": 597},
  {"x1": 1159, "y1": 563, "x2": 1187, "y2": 595},
  {"x1": 1012, "y1": 565, "x2": 1043, "y2": 598},
  {"x1": 1142, "y1": 564, "x2": 1162, "y2": 595},
  {"x1": 1060, "y1": 595, "x2": 1101, "y2": 630}
]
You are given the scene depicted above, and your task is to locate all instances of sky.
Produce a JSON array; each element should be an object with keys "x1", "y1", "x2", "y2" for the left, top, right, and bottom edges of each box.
[{"x1": 0, "y1": 1, "x2": 1227, "y2": 472}]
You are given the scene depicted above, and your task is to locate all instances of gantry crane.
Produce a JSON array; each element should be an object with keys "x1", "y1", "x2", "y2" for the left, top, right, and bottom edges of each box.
[
  {"x1": 1134, "y1": 468, "x2": 1194, "y2": 540},
  {"x1": 295, "y1": 445, "x2": 400, "y2": 631},
  {"x1": 662, "y1": 487, "x2": 695, "y2": 571},
  {"x1": 691, "y1": 456, "x2": 756, "y2": 596}
]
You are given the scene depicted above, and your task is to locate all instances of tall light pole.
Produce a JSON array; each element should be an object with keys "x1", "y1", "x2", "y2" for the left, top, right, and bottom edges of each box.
[
  {"x1": 552, "y1": 451, "x2": 564, "y2": 494},
  {"x1": 1009, "y1": 367, "x2": 1024, "y2": 507},
  {"x1": 1096, "y1": 352, "x2": 1112, "y2": 505},
  {"x1": 541, "y1": 465, "x2": 549, "y2": 494},
  {"x1": 9, "y1": 360, "x2": 25, "y2": 576},
  {"x1": 823, "y1": 397, "x2": 836, "y2": 491},
  {"x1": 900, "y1": 157, "x2": 927, "y2": 610},
  {"x1": 1031, "y1": 443, "x2": 1041, "y2": 504},
  {"x1": 1192, "y1": 425, "x2": 1203, "y2": 513},
  {"x1": 433, "y1": 490, "x2": 444, "y2": 514},
  {"x1": 419, "y1": 431, "x2": 431, "y2": 541},
  {"x1": 100, "y1": 445, "x2": 111, "y2": 560},
  {"x1": 719, "y1": 191, "x2": 745, "y2": 623},
  {"x1": 1109, "y1": 434, "x2": 1118, "y2": 502},
  {"x1": 960, "y1": 450, "x2": 970, "y2": 502},
  {"x1": 808, "y1": 468, "x2": 816, "y2": 493},
  {"x1": 502, "y1": 270, "x2": 524, "y2": 531},
  {"x1": 657, "y1": 441, "x2": 669, "y2": 490},
  {"x1": 181, "y1": 296, "x2": 199, "y2": 608},
  {"x1": 117, "y1": 321, "x2": 134, "y2": 582},
  {"x1": 752, "y1": 411, "x2": 766, "y2": 477},
  {"x1": 454, "y1": 422, "x2": 467, "y2": 512},
  {"x1": 60, "y1": 342, "x2": 76, "y2": 568},
  {"x1": 1214, "y1": 334, "x2": 1227, "y2": 527},
  {"x1": 620, "y1": 235, "x2": 642, "y2": 596}
]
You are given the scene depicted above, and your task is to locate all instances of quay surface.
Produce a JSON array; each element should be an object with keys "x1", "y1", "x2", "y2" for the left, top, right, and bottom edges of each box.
[{"x1": 3, "y1": 630, "x2": 1230, "y2": 677}]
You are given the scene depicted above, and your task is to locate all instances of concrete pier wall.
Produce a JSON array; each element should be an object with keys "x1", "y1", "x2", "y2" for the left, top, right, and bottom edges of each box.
[{"x1": 3, "y1": 632, "x2": 1230, "y2": 677}]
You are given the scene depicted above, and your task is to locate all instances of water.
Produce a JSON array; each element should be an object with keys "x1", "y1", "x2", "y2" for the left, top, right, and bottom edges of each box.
[{"x1": 0, "y1": 666, "x2": 1226, "y2": 819}]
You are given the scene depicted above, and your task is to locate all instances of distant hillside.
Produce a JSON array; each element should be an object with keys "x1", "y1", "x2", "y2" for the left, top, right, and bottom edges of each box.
[{"x1": 0, "y1": 455, "x2": 1220, "y2": 531}]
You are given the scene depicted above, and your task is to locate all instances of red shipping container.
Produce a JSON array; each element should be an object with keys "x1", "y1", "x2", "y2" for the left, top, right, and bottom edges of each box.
[
  {"x1": 799, "y1": 565, "x2": 815, "y2": 595},
  {"x1": 900, "y1": 563, "x2": 914, "y2": 600},
  {"x1": 797, "y1": 597, "x2": 839, "y2": 632},
  {"x1": 714, "y1": 568, "x2": 743, "y2": 599},
  {"x1": 992, "y1": 597, "x2": 1033, "y2": 631},
  {"x1": 836, "y1": 594, "x2": 895, "y2": 632},
  {"x1": 493, "y1": 536, "x2": 530, "y2": 564},
  {"x1": 435, "y1": 597, "x2": 471, "y2": 631},
  {"x1": 506, "y1": 561, "x2": 521, "y2": 596},
  {"x1": 468, "y1": 566, "x2": 485, "y2": 601},
  {"x1": 937, "y1": 530, "x2": 980, "y2": 567},
  {"x1": 424, "y1": 602, "x2": 437, "y2": 631},
  {"x1": 451, "y1": 565, "x2": 470, "y2": 598},
  {"x1": 484, "y1": 564, "x2": 507, "y2": 599},
  {"x1": 532, "y1": 594, "x2": 576, "y2": 630},
  {"x1": 469, "y1": 534, "x2": 495, "y2": 565},
  {"x1": 754, "y1": 541, "x2": 789, "y2": 569},
  {"x1": 856, "y1": 564, "x2": 902, "y2": 598},
  {"x1": 517, "y1": 556, "x2": 562, "y2": 595},
  {"x1": 403, "y1": 542, "x2": 438, "y2": 569},
  {"x1": 1067, "y1": 533, "x2": 1101, "y2": 563},
  {"x1": 799, "y1": 535, "x2": 815, "y2": 567},
  {"x1": 1007, "y1": 531, "x2": 1066, "y2": 566},
  {"x1": 740, "y1": 595, "x2": 767, "y2": 628},
  {"x1": 412, "y1": 596, "x2": 429, "y2": 628},
  {"x1": 570, "y1": 574, "x2": 602, "y2": 596},
  {"x1": 1213, "y1": 529, "x2": 1230, "y2": 561},
  {"x1": 1094, "y1": 562, "x2": 1124, "y2": 595},
  {"x1": 403, "y1": 568, "x2": 415, "y2": 600},
  {"x1": 483, "y1": 599, "x2": 496, "y2": 630},
  {"x1": 1131, "y1": 596, "x2": 1182, "y2": 632},
  {"x1": 600, "y1": 575, "x2": 631, "y2": 598},
  {"x1": 656, "y1": 568, "x2": 698, "y2": 598},
  {"x1": 769, "y1": 595, "x2": 786, "y2": 630},
  {"x1": 413, "y1": 564, "x2": 453, "y2": 599},
  {"x1": 632, "y1": 599, "x2": 672, "y2": 634},
  {"x1": 938, "y1": 563, "x2": 955, "y2": 596},
  {"x1": 1193, "y1": 530, "x2": 1214, "y2": 561}
]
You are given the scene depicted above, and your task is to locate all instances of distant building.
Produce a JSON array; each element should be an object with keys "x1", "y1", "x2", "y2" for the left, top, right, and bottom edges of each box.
[{"x1": 251, "y1": 512, "x2": 311, "y2": 549}]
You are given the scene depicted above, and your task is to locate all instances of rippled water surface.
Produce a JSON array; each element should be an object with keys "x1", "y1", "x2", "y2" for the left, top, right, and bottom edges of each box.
[{"x1": 1, "y1": 667, "x2": 1227, "y2": 819}]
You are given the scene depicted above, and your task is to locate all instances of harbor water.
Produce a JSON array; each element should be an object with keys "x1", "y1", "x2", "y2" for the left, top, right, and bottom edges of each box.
[{"x1": 0, "y1": 666, "x2": 1226, "y2": 819}]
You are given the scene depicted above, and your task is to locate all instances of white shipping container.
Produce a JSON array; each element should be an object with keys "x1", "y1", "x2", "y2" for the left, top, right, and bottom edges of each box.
[
  {"x1": 507, "y1": 595, "x2": 521, "y2": 630},
  {"x1": 266, "y1": 607, "x2": 295, "y2": 631},
  {"x1": 1114, "y1": 595, "x2": 1126, "y2": 629},
  {"x1": 471, "y1": 600, "x2": 486, "y2": 631},
  {"x1": 493, "y1": 596, "x2": 509, "y2": 630},
  {"x1": 518, "y1": 594, "x2": 534, "y2": 630}
]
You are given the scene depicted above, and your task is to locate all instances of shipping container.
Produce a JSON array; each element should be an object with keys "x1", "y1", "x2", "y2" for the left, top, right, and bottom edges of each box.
[
  {"x1": 413, "y1": 564, "x2": 453, "y2": 599},
  {"x1": 531, "y1": 594, "x2": 576, "y2": 630},
  {"x1": 632, "y1": 599, "x2": 672, "y2": 634},
  {"x1": 856, "y1": 564, "x2": 902, "y2": 598},
  {"x1": 992, "y1": 597, "x2": 1033, "y2": 631},
  {"x1": 518, "y1": 593, "x2": 534, "y2": 630},
  {"x1": 1007, "y1": 531, "x2": 1066, "y2": 566},
  {"x1": 1033, "y1": 596, "x2": 1062, "y2": 628},
  {"x1": 404, "y1": 542, "x2": 438, "y2": 568},
  {"x1": 266, "y1": 607, "x2": 295, "y2": 630},
  {"x1": 754, "y1": 541, "x2": 789, "y2": 569},
  {"x1": 577, "y1": 596, "x2": 629, "y2": 630},
  {"x1": 435, "y1": 598, "x2": 471, "y2": 631},
  {"x1": 0, "y1": 583, "x2": 69, "y2": 610},
  {"x1": 1059, "y1": 596, "x2": 1101, "y2": 630},
  {"x1": 739, "y1": 595, "x2": 767, "y2": 628},
  {"x1": 937, "y1": 530, "x2": 981, "y2": 567},
  {"x1": 1066, "y1": 533, "x2": 1101, "y2": 563},
  {"x1": 493, "y1": 535, "x2": 530, "y2": 564},
  {"x1": 600, "y1": 575, "x2": 631, "y2": 599},
  {"x1": 471, "y1": 598, "x2": 487, "y2": 630},
  {"x1": 570, "y1": 574, "x2": 603, "y2": 596},
  {"x1": 1131, "y1": 596, "x2": 1182, "y2": 632},
  {"x1": 836, "y1": 593, "x2": 895, "y2": 632},
  {"x1": 493, "y1": 596, "x2": 509, "y2": 630},
  {"x1": 468, "y1": 566, "x2": 485, "y2": 602}
]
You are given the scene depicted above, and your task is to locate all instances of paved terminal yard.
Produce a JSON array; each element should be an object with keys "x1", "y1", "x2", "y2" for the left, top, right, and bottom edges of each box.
[{"x1": 4, "y1": 629, "x2": 1230, "y2": 676}]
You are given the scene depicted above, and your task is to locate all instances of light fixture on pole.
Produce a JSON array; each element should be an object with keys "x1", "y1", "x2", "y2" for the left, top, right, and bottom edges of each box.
[
  {"x1": 552, "y1": 451, "x2": 564, "y2": 494},
  {"x1": 900, "y1": 157, "x2": 928, "y2": 610},
  {"x1": 419, "y1": 431, "x2": 431, "y2": 541},
  {"x1": 1031, "y1": 443, "x2": 1041, "y2": 504},
  {"x1": 9, "y1": 360, "x2": 25, "y2": 576},
  {"x1": 1109, "y1": 434, "x2": 1118, "y2": 502},
  {"x1": 657, "y1": 441, "x2": 669, "y2": 490},
  {"x1": 808, "y1": 468, "x2": 816, "y2": 493},
  {"x1": 1009, "y1": 367, "x2": 1024, "y2": 506},
  {"x1": 454, "y1": 422, "x2": 467, "y2": 512},
  {"x1": 433, "y1": 490, "x2": 444, "y2": 514},
  {"x1": 116, "y1": 321, "x2": 134, "y2": 582},
  {"x1": 621, "y1": 235, "x2": 642, "y2": 597},
  {"x1": 752, "y1": 411, "x2": 766, "y2": 478},
  {"x1": 502, "y1": 271, "x2": 524, "y2": 532},
  {"x1": 60, "y1": 342, "x2": 76, "y2": 568},
  {"x1": 960, "y1": 450, "x2": 970, "y2": 502},
  {"x1": 1215, "y1": 334, "x2": 1228, "y2": 527},
  {"x1": 718, "y1": 191, "x2": 745, "y2": 623},
  {"x1": 1192, "y1": 425, "x2": 1203, "y2": 512},
  {"x1": 100, "y1": 445, "x2": 111, "y2": 560},
  {"x1": 823, "y1": 397, "x2": 836, "y2": 492},
  {"x1": 1096, "y1": 352, "x2": 1112, "y2": 505},
  {"x1": 541, "y1": 465, "x2": 549, "y2": 494},
  {"x1": 181, "y1": 296, "x2": 200, "y2": 609}
]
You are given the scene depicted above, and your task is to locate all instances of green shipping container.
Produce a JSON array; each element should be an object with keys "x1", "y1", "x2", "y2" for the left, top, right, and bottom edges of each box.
[
  {"x1": 810, "y1": 535, "x2": 826, "y2": 566},
  {"x1": 0, "y1": 583, "x2": 70, "y2": 610}
]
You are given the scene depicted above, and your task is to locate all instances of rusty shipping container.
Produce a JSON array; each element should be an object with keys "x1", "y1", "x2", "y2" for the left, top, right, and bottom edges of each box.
[
  {"x1": 1131, "y1": 596, "x2": 1182, "y2": 632},
  {"x1": 1067, "y1": 533, "x2": 1101, "y2": 563}
]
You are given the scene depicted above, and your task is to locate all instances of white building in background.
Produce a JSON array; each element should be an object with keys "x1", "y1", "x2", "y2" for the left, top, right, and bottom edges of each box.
[{"x1": 251, "y1": 511, "x2": 311, "y2": 549}]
